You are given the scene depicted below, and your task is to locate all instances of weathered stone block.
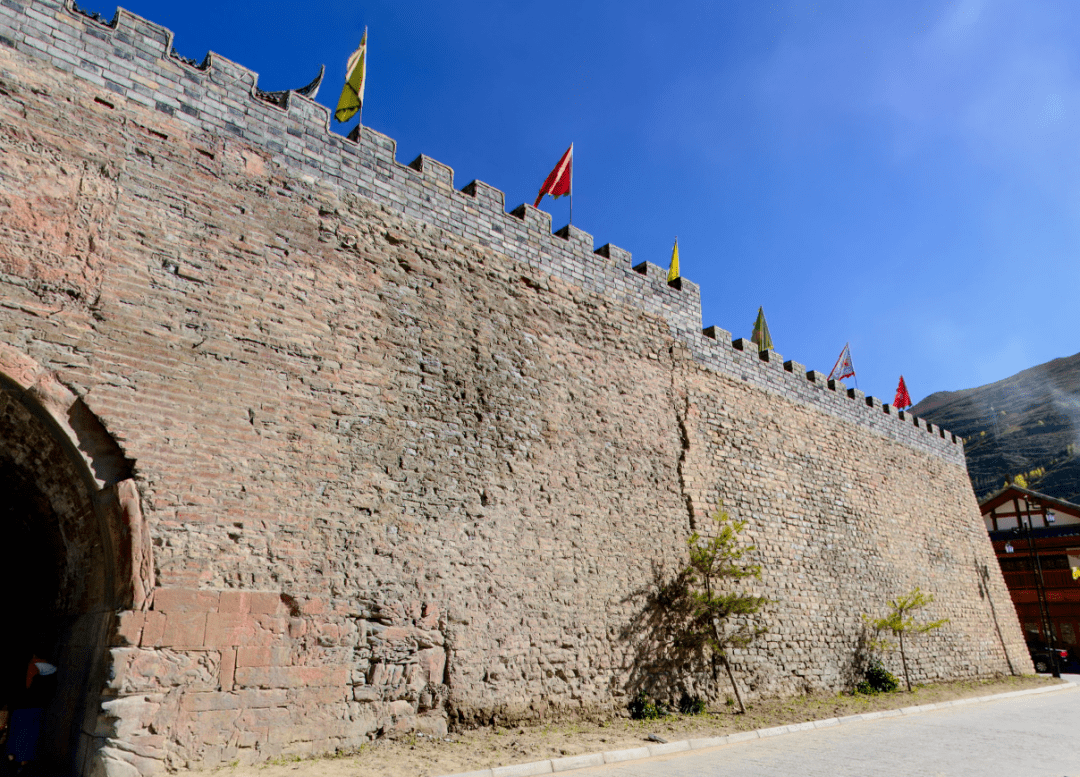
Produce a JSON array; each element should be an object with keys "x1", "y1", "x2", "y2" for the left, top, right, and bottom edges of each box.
[
  {"x1": 139, "y1": 612, "x2": 166, "y2": 648},
  {"x1": 219, "y1": 647, "x2": 236, "y2": 690},
  {"x1": 236, "y1": 707, "x2": 292, "y2": 728},
  {"x1": 352, "y1": 685, "x2": 380, "y2": 702},
  {"x1": 184, "y1": 710, "x2": 245, "y2": 746},
  {"x1": 100, "y1": 696, "x2": 162, "y2": 742},
  {"x1": 153, "y1": 588, "x2": 220, "y2": 613},
  {"x1": 236, "y1": 646, "x2": 290, "y2": 667},
  {"x1": 115, "y1": 611, "x2": 145, "y2": 647},
  {"x1": 158, "y1": 612, "x2": 207, "y2": 649},
  {"x1": 417, "y1": 647, "x2": 447, "y2": 685},
  {"x1": 233, "y1": 665, "x2": 350, "y2": 689},
  {"x1": 109, "y1": 648, "x2": 219, "y2": 694},
  {"x1": 248, "y1": 592, "x2": 284, "y2": 615},
  {"x1": 216, "y1": 591, "x2": 250, "y2": 614},
  {"x1": 203, "y1": 613, "x2": 253, "y2": 647},
  {"x1": 180, "y1": 692, "x2": 242, "y2": 713}
]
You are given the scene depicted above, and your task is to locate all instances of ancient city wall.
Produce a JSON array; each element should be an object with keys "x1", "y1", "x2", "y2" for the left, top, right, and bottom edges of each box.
[{"x1": 0, "y1": 3, "x2": 1029, "y2": 775}]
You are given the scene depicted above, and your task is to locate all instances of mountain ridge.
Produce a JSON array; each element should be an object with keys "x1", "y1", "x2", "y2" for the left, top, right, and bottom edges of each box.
[{"x1": 910, "y1": 352, "x2": 1080, "y2": 502}]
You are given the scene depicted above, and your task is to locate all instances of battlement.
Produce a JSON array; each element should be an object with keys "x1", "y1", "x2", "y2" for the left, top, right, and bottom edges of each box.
[{"x1": 0, "y1": 0, "x2": 961, "y2": 463}]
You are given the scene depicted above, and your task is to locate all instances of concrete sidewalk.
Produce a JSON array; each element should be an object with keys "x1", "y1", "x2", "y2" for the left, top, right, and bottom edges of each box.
[{"x1": 439, "y1": 676, "x2": 1079, "y2": 777}]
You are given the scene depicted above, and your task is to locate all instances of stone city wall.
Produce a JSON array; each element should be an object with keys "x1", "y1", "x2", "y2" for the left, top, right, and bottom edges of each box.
[{"x1": 0, "y1": 3, "x2": 1029, "y2": 774}]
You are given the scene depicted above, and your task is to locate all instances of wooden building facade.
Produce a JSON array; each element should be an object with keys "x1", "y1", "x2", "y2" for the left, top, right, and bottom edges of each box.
[{"x1": 982, "y1": 486, "x2": 1080, "y2": 658}]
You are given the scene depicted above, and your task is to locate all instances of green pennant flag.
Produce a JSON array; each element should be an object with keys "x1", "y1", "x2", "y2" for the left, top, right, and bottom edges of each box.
[
  {"x1": 750, "y1": 306, "x2": 773, "y2": 353},
  {"x1": 335, "y1": 28, "x2": 367, "y2": 123}
]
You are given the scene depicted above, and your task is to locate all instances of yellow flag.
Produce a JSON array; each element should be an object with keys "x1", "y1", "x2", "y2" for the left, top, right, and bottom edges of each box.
[
  {"x1": 667, "y1": 239, "x2": 679, "y2": 282},
  {"x1": 335, "y1": 28, "x2": 367, "y2": 123}
]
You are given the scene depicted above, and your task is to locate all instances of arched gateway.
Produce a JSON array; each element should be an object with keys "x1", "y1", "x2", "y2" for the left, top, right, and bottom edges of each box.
[{"x1": 0, "y1": 348, "x2": 149, "y2": 776}]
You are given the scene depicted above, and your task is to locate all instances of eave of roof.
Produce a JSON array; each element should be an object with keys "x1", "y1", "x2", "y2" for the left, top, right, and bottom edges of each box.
[{"x1": 979, "y1": 485, "x2": 1080, "y2": 519}]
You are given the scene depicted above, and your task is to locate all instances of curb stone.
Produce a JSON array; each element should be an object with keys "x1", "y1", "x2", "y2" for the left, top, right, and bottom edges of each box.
[
  {"x1": 900, "y1": 704, "x2": 932, "y2": 714},
  {"x1": 551, "y1": 754, "x2": 605, "y2": 772},
  {"x1": 687, "y1": 735, "x2": 729, "y2": 749},
  {"x1": 645, "y1": 741, "x2": 689, "y2": 756},
  {"x1": 722, "y1": 730, "x2": 760, "y2": 744},
  {"x1": 602, "y1": 746, "x2": 650, "y2": 764},
  {"x1": 756, "y1": 725, "x2": 790, "y2": 738},
  {"x1": 433, "y1": 680, "x2": 1076, "y2": 777},
  {"x1": 491, "y1": 761, "x2": 553, "y2": 777}
]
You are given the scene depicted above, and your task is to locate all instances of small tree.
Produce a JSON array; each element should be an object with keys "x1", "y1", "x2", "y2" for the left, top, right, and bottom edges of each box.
[
  {"x1": 677, "y1": 506, "x2": 768, "y2": 713},
  {"x1": 866, "y1": 587, "x2": 948, "y2": 692}
]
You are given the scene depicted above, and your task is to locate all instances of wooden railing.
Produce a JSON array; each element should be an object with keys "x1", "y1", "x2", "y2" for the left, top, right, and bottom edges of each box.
[{"x1": 1002, "y1": 569, "x2": 1078, "y2": 589}]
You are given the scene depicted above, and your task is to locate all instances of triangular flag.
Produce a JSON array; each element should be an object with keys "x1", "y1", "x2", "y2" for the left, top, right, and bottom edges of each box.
[
  {"x1": 894, "y1": 375, "x2": 912, "y2": 410},
  {"x1": 533, "y1": 144, "x2": 573, "y2": 208},
  {"x1": 667, "y1": 239, "x2": 680, "y2": 283},
  {"x1": 750, "y1": 307, "x2": 773, "y2": 353},
  {"x1": 828, "y1": 343, "x2": 856, "y2": 382},
  {"x1": 335, "y1": 28, "x2": 367, "y2": 123}
]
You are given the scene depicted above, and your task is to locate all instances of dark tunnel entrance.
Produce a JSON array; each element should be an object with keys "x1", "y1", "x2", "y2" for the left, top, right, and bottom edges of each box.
[
  {"x1": 0, "y1": 373, "x2": 131, "y2": 776},
  {"x1": 0, "y1": 460, "x2": 66, "y2": 765}
]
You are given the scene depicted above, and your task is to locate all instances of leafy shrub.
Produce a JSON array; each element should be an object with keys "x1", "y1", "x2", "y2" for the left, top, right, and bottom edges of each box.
[
  {"x1": 678, "y1": 692, "x2": 706, "y2": 715},
  {"x1": 628, "y1": 690, "x2": 669, "y2": 720},
  {"x1": 856, "y1": 659, "x2": 899, "y2": 694}
]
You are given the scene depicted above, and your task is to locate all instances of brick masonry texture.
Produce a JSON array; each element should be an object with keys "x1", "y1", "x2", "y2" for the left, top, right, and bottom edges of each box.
[{"x1": 0, "y1": 3, "x2": 1029, "y2": 776}]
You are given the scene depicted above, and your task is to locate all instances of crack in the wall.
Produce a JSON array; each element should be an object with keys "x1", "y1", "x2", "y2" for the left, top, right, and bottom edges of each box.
[{"x1": 671, "y1": 348, "x2": 696, "y2": 533}]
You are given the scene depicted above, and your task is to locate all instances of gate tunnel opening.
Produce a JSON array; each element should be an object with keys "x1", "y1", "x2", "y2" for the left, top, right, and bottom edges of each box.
[{"x1": 0, "y1": 371, "x2": 135, "y2": 775}]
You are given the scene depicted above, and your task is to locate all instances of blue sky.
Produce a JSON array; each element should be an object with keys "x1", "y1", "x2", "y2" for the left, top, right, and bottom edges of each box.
[{"x1": 83, "y1": 0, "x2": 1080, "y2": 405}]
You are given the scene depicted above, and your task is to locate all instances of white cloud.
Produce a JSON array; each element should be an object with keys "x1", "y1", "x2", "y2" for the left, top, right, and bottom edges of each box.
[
  {"x1": 929, "y1": 0, "x2": 986, "y2": 46},
  {"x1": 1036, "y1": 93, "x2": 1066, "y2": 128}
]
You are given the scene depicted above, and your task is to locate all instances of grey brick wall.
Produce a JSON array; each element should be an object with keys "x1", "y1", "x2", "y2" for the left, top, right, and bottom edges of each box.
[{"x1": 0, "y1": 0, "x2": 961, "y2": 466}]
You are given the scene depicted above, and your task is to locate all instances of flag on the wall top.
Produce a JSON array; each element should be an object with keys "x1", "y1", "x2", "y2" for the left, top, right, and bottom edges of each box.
[
  {"x1": 894, "y1": 375, "x2": 912, "y2": 410},
  {"x1": 533, "y1": 144, "x2": 573, "y2": 208},
  {"x1": 750, "y1": 307, "x2": 773, "y2": 353},
  {"x1": 335, "y1": 28, "x2": 368, "y2": 123},
  {"x1": 667, "y1": 239, "x2": 680, "y2": 283},
  {"x1": 828, "y1": 343, "x2": 855, "y2": 382}
]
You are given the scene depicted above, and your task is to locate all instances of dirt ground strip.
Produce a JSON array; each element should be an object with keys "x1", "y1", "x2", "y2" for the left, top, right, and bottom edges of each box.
[{"x1": 179, "y1": 675, "x2": 1056, "y2": 777}]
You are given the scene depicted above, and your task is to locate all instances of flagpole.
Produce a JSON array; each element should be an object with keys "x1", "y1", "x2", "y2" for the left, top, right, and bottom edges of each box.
[
  {"x1": 569, "y1": 144, "x2": 574, "y2": 226},
  {"x1": 358, "y1": 26, "x2": 367, "y2": 128}
]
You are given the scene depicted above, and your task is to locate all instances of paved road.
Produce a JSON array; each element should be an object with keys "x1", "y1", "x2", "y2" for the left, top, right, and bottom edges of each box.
[{"x1": 579, "y1": 680, "x2": 1080, "y2": 777}]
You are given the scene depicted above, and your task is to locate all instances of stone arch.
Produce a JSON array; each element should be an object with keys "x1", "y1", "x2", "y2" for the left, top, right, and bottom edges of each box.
[{"x1": 0, "y1": 345, "x2": 150, "y2": 775}]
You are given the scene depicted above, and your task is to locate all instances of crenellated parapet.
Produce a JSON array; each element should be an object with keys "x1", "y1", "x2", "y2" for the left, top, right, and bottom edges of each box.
[{"x1": 0, "y1": 0, "x2": 961, "y2": 462}]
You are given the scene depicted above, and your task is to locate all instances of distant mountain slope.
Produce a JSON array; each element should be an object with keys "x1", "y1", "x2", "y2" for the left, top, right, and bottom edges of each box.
[{"x1": 910, "y1": 352, "x2": 1080, "y2": 502}]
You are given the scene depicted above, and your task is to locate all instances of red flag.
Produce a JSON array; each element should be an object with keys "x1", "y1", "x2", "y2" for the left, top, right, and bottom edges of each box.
[
  {"x1": 828, "y1": 343, "x2": 855, "y2": 382},
  {"x1": 533, "y1": 144, "x2": 573, "y2": 208},
  {"x1": 894, "y1": 375, "x2": 912, "y2": 410}
]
